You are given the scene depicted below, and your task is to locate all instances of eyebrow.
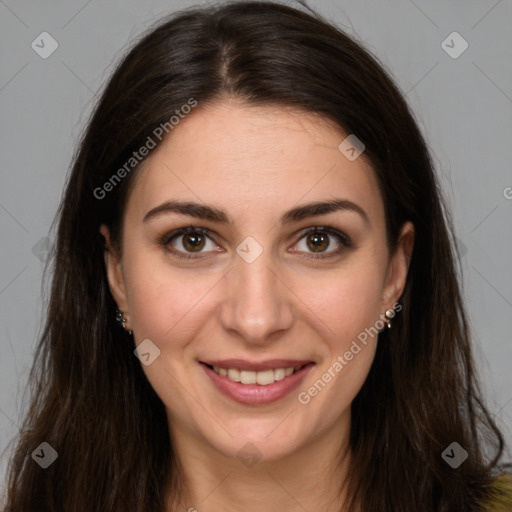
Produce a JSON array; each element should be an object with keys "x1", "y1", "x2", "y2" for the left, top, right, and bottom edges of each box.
[{"x1": 143, "y1": 198, "x2": 369, "y2": 226}]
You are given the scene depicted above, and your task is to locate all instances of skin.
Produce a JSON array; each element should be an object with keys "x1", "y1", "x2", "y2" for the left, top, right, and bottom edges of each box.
[{"x1": 101, "y1": 98, "x2": 414, "y2": 512}]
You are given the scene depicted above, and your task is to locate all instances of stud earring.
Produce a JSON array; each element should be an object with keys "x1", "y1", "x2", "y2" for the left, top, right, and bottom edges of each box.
[
  {"x1": 385, "y1": 308, "x2": 396, "y2": 329},
  {"x1": 115, "y1": 309, "x2": 133, "y2": 335}
]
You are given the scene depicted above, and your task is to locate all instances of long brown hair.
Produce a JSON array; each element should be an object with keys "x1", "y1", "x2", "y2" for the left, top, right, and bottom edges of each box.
[{"x1": 4, "y1": 1, "x2": 510, "y2": 510}]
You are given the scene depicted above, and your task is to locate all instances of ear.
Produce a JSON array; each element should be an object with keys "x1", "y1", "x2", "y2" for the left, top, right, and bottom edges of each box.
[
  {"x1": 381, "y1": 221, "x2": 415, "y2": 309},
  {"x1": 99, "y1": 225, "x2": 129, "y2": 314}
]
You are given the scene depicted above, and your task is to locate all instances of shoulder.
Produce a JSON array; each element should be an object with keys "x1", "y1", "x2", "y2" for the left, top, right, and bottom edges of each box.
[{"x1": 483, "y1": 474, "x2": 512, "y2": 512}]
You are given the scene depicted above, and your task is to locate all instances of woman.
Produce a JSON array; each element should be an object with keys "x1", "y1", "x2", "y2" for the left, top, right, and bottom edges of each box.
[{"x1": 4, "y1": 1, "x2": 511, "y2": 510}]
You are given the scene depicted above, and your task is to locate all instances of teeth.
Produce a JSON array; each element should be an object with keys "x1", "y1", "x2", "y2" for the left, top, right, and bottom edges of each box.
[
  {"x1": 274, "y1": 368, "x2": 285, "y2": 381},
  {"x1": 256, "y1": 370, "x2": 274, "y2": 385},
  {"x1": 227, "y1": 368, "x2": 240, "y2": 382},
  {"x1": 240, "y1": 370, "x2": 257, "y2": 384},
  {"x1": 211, "y1": 365, "x2": 301, "y2": 385}
]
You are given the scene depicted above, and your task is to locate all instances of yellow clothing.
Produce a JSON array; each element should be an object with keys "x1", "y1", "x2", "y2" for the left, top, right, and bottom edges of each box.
[{"x1": 484, "y1": 474, "x2": 512, "y2": 511}]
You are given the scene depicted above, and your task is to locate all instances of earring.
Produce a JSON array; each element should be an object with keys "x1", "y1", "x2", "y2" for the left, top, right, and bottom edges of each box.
[
  {"x1": 115, "y1": 309, "x2": 133, "y2": 335},
  {"x1": 385, "y1": 308, "x2": 396, "y2": 329}
]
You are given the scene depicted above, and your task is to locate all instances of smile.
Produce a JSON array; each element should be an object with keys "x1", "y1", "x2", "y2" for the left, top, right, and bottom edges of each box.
[
  {"x1": 199, "y1": 360, "x2": 315, "y2": 405},
  {"x1": 210, "y1": 365, "x2": 299, "y2": 385}
]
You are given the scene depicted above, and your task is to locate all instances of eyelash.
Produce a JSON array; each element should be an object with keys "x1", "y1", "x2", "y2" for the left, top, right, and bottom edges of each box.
[{"x1": 160, "y1": 226, "x2": 352, "y2": 261}]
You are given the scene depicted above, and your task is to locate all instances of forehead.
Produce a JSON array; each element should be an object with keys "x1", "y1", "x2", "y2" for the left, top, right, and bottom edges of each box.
[{"x1": 125, "y1": 100, "x2": 384, "y2": 227}]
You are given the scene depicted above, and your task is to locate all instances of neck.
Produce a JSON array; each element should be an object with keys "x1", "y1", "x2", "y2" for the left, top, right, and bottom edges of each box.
[{"x1": 165, "y1": 413, "x2": 353, "y2": 512}]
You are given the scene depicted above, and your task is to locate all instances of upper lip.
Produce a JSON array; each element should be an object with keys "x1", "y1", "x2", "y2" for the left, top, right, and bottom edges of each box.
[{"x1": 200, "y1": 359, "x2": 313, "y2": 371}]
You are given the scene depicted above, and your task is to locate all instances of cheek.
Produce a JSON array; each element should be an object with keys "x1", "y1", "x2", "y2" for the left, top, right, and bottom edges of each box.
[
  {"x1": 297, "y1": 261, "x2": 385, "y2": 345},
  {"x1": 122, "y1": 249, "x2": 218, "y2": 348},
  {"x1": 294, "y1": 272, "x2": 382, "y2": 422},
  {"x1": 291, "y1": 255, "x2": 385, "y2": 405},
  {"x1": 122, "y1": 254, "x2": 218, "y2": 414}
]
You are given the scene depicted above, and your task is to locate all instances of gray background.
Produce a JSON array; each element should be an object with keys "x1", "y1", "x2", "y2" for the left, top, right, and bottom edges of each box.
[{"x1": 1, "y1": 0, "x2": 511, "y2": 498}]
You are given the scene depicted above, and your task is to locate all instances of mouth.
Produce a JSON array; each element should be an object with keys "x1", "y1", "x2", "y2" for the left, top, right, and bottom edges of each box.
[
  {"x1": 203, "y1": 363, "x2": 306, "y2": 385},
  {"x1": 199, "y1": 359, "x2": 315, "y2": 405}
]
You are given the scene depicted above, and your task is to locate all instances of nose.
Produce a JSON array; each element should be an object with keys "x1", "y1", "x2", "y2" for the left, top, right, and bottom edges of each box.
[{"x1": 219, "y1": 251, "x2": 294, "y2": 345}]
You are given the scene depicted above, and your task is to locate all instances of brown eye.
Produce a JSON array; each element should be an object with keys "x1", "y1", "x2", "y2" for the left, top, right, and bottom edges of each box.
[
  {"x1": 306, "y1": 232, "x2": 330, "y2": 252},
  {"x1": 293, "y1": 227, "x2": 351, "y2": 259},
  {"x1": 162, "y1": 227, "x2": 219, "y2": 258},
  {"x1": 181, "y1": 232, "x2": 206, "y2": 252}
]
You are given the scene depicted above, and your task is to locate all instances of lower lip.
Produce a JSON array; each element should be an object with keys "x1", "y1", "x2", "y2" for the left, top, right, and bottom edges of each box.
[{"x1": 200, "y1": 362, "x2": 314, "y2": 405}]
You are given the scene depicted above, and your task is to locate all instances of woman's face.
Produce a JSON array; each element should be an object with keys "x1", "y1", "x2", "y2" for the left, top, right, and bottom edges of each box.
[{"x1": 102, "y1": 100, "x2": 413, "y2": 463}]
